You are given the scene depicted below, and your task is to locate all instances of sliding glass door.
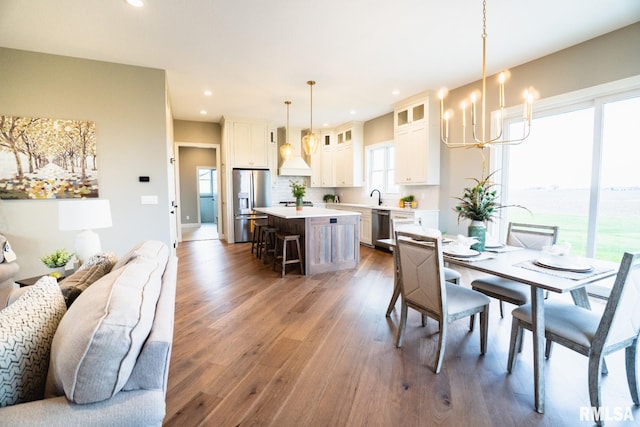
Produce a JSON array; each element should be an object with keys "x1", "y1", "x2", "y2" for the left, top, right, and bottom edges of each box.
[{"x1": 502, "y1": 89, "x2": 640, "y2": 264}]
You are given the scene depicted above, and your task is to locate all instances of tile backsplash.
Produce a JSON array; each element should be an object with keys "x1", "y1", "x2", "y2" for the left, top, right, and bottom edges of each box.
[{"x1": 271, "y1": 175, "x2": 439, "y2": 209}]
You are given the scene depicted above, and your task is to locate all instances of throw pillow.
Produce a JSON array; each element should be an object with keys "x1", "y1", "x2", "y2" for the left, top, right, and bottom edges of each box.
[
  {"x1": 58, "y1": 264, "x2": 109, "y2": 307},
  {"x1": 78, "y1": 252, "x2": 117, "y2": 273},
  {"x1": 46, "y1": 241, "x2": 168, "y2": 404},
  {"x1": 0, "y1": 277, "x2": 66, "y2": 407}
]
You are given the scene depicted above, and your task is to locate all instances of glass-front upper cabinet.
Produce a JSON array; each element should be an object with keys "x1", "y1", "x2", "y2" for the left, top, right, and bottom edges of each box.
[
  {"x1": 395, "y1": 101, "x2": 426, "y2": 127},
  {"x1": 336, "y1": 129, "x2": 352, "y2": 145}
]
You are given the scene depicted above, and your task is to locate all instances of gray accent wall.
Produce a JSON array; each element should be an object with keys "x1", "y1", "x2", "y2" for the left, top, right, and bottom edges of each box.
[
  {"x1": 363, "y1": 112, "x2": 393, "y2": 146},
  {"x1": 0, "y1": 47, "x2": 172, "y2": 278}
]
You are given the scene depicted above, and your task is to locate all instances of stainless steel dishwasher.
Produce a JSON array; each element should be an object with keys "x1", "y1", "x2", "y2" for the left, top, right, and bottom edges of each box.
[{"x1": 371, "y1": 209, "x2": 391, "y2": 250}]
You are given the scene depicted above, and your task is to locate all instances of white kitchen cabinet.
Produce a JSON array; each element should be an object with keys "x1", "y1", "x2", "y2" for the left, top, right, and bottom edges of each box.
[
  {"x1": 320, "y1": 149, "x2": 335, "y2": 187},
  {"x1": 333, "y1": 122, "x2": 363, "y2": 187},
  {"x1": 359, "y1": 208, "x2": 372, "y2": 246},
  {"x1": 334, "y1": 144, "x2": 354, "y2": 186},
  {"x1": 395, "y1": 125, "x2": 429, "y2": 184},
  {"x1": 395, "y1": 99, "x2": 426, "y2": 129},
  {"x1": 309, "y1": 151, "x2": 322, "y2": 187},
  {"x1": 305, "y1": 121, "x2": 363, "y2": 188},
  {"x1": 225, "y1": 119, "x2": 268, "y2": 168},
  {"x1": 336, "y1": 128, "x2": 352, "y2": 145},
  {"x1": 393, "y1": 92, "x2": 440, "y2": 185},
  {"x1": 310, "y1": 132, "x2": 332, "y2": 187},
  {"x1": 320, "y1": 131, "x2": 335, "y2": 187}
]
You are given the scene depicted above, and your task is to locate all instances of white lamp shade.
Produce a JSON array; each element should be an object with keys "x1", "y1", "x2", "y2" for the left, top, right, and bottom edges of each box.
[{"x1": 58, "y1": 199, "x2": 112, "y2": 231}]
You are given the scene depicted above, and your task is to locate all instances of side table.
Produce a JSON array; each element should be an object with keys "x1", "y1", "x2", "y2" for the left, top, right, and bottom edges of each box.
[{"x1": 16, "y1": 275, "x2": 64, "y2": 287}]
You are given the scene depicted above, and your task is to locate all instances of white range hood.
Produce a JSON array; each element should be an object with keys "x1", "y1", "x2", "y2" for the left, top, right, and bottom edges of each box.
[
  {"x1": 278, "y1": 126, "x2": 312, "y2": 176},
  {"x1": 279, "y1": 156, "x2": 312, "y2": 176}
]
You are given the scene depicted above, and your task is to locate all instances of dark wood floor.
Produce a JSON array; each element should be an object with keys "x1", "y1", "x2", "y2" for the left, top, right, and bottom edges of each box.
[{"x1": 164, "y1": 240, "x2": 640, "y2": 426}]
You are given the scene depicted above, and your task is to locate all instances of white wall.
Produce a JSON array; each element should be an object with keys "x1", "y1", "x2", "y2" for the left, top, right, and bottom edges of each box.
[{"x1": 0, "y1": 48, "x2": 172, "y2": 278}]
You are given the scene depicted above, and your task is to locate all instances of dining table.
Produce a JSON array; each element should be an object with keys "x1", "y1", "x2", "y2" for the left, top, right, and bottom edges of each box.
[
  {"x1": 445, "y1": 246, "x2": 618, "y2": 413},
  {"x1": 382, "y1": 232, "x2": 618, "y2": 414}
]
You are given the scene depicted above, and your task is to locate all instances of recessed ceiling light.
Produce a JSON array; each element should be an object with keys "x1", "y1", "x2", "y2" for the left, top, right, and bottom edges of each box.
[
  {"x1": 322, "y1": 123, "x2": 329, "y2": 127},
  {"x1": 203, "y1": 90, "x2": 212, "y2": 96},
  {"x1": 126, "y1": 0, "x2": 144, "y2": 7},
  {"x1": 200, "y1": 110, "x2": 207, "y2": 115},
  {"x1": 349, "y1": 110, "x2": 356, "y2": 115},
  {"x1": 392, "y1": 90, "x2": 400, "y2": 95}
]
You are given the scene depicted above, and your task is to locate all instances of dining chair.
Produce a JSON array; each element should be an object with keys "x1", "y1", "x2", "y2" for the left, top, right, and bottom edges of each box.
[
  {"x1": 471, "y1": 222, "x2": 559, "y2": 318},
  {"x1": 507, "y1": 251, "x2": 640, "y2": 425},
  {"x1": 385, "y1": 219, "x2": 461, "y2": 317},
  {"x1": 394, "y1": 230, "x2": 490, "y2": 374}
]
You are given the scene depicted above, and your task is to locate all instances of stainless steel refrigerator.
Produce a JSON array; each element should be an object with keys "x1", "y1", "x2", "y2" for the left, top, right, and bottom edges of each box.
[{"x1": 232, "y1": 168, "x2": 271, "y2": 242}]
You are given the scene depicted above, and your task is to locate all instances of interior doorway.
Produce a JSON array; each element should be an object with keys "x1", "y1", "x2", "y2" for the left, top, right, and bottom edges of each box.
[
  {"x1": 176, "y1": 143, "x2": 220, "y2": 242},
  {"x1": 198, "y1": 167, "x2": 217, "y2": 223},
  {"x1": 180, "y1": 168, "x2": 219, "y2": 241}
]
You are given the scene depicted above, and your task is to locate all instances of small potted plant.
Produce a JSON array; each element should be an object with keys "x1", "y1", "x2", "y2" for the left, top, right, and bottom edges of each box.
[
  {"x1": 323, "y1": 194, "x2": 336, "y2": 203},
  {"x1": 289, "y1": 180, "x2": 306, "y2": 211},
  {"x1": 454, "y1": 171, "x2": 528, "y2": 251},
  {"x1": 41, "y1": 248, "x2": 73, "y2": 277},
  {"x1": 405, "y1": 195, "x2": 417, "y2": 208}
]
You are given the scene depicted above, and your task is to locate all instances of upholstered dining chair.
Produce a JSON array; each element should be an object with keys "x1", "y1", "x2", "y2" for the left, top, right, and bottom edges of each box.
[
  {"x1": 471, "y1": 222, "x2": 559, "y2": 318},
  {"x1": 507, "y1": 251, "x2": 640, "y2": 425},
  {"x1": 394, "y1": 230, "x2": 490, "y2": 374},
  {"x1": 386, "y1": 219, "x2": 461, "y2": 317}
]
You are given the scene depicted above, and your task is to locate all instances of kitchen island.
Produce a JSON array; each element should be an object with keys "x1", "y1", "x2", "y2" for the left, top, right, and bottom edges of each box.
[{"x1": 254, "y1": 207, "x2": 360, "y2": 276}]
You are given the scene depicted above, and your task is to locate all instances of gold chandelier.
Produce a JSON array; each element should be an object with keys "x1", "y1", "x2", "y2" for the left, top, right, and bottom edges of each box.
[
  {"x1": 439, "y1": 0, "x2": 536, "y2": 149},
  {"x1": 302, "y1": 80, "x2": 320, "y2": 155},
  {"x1": 279, "y1": 101, "x2": 293, "y2": 161}
]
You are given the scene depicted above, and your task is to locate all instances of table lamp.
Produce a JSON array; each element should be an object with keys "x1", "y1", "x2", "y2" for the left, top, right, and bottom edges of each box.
[{"x1": 58, "y1": 199, "x2": 112, "y2": 264}]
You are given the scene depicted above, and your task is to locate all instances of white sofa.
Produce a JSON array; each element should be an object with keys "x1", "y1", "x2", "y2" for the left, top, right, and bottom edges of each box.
[{"x1": 0, "y1": 240, "x2": 177, "y2": 426}]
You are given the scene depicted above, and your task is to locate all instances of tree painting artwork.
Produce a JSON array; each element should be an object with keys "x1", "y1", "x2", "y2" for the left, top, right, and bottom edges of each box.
[{"x1": 0, "y1": 115, "x2": 98, "y2": 199}]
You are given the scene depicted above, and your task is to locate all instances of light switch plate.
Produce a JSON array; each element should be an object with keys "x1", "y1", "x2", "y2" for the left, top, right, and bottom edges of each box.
[{"x1": 141, "y1": 195, "x2": 158, "y2": 205}]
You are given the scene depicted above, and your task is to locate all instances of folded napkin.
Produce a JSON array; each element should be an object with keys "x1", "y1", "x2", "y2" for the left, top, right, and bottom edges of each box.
[
  {"x1": 541, "y1": 242, "x2": 573, "y2": 266},
  {"x1": 447, "y1": 235, "x2": 478, "y2": 252},
  {"x1": 543, "y1": 242, "x2": 572, "y2": 256}
]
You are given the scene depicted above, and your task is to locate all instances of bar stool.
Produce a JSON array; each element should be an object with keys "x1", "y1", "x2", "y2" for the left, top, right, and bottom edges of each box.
[
  {"x1": 273, "y1": 232, "x2": 304, "y2": 277},
  {"x1": 251, "y1": 219, "x2": 268, "y2": 257},
  {"x1": 260, "y1": 226, "x2": 278, "y2": 264}
]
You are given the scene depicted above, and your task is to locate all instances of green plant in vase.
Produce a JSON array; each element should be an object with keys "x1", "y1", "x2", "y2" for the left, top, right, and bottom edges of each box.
[
  {"x1": 323, "y1": 194, "x2": 336, "y2": 203},
  {"x1": 289, "y1": 180, "x2": 306, "y2": 211},
  {"x1": 41, "y1": 248, "x2": 73, "y2": 277},
  {"x1": 401, "y1": 194, "x2": 417, "y2": 208},
  {"x1": 454, "y1": 171, "x2": 528, "y2": 251}
]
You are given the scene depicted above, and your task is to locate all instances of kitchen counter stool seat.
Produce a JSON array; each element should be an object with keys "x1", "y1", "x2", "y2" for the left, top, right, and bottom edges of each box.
[
  {"x1": 273, "y1": 232, "x2": 304, "y2": 277},
  {"x1": 259, "y1": 226, "x2": 278, "y2": 264},
  {"x1": 251, "y1": 219, "x2": 269, "y2": 257}
]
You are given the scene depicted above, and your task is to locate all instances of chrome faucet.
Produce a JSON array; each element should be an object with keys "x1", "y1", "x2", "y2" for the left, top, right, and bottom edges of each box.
[{"x1": 370, "y1": 189, "x2": 382, "y2": 206}]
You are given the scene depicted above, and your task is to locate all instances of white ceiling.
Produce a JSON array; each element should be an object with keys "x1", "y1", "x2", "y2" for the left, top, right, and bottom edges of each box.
[{"x1": 1, "y1": 0, "x2": 639, "y2": 128}]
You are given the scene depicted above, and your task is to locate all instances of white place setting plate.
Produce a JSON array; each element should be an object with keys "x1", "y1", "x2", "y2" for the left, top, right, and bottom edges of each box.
[
  {"x1": 444, "y1": 248, "x2": 481, "y2": 258},
  {"x1": 534, "y1": 257, "x2": 593, "y2": 273},
  {"x1": 484, "y1": 242, "x2": 504, "y2": 249}
]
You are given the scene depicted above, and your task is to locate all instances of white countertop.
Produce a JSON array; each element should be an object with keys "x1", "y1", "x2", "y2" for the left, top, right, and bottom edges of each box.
[
  {"x1": 327, "y1": 203, "x2": 438, "y2": 213},
  {"x1": 255, "y1": 206, "x2": 362, "y2": 219}
]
